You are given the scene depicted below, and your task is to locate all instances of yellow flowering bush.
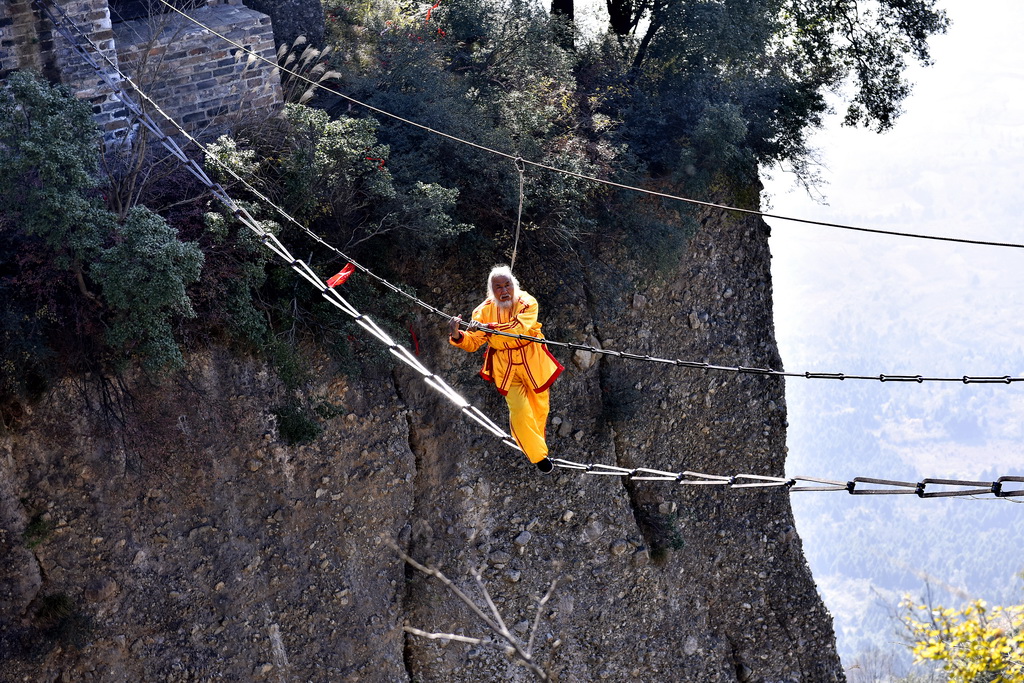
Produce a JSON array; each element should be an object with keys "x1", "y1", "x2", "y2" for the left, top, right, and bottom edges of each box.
[{"x1": 903, "y1": 598, "x2": 1024, "y2": 682}]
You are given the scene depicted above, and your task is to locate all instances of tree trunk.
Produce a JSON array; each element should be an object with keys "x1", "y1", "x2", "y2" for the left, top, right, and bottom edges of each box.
[
  {"x1": 551, "y1": 0, "x2": 573, "y2": 21},
  {"x1": 607, "y1": 0, "x2": 636, "y2": 36},
  {"x1": 550, "y1": 0, "x2": 575, "y2": 51}
]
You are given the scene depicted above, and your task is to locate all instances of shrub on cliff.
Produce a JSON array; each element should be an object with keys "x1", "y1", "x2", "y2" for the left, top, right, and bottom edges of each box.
[
  {"x1": 313, "y1": 0, "x2": 947, "y2": 259},
  {"x1": 0, "y1": 71, "x2": 203, "y2": 391}
]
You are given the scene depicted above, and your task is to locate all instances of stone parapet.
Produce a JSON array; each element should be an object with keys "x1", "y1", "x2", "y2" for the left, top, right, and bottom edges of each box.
[
  {"x1": 0, "y1": 1, "x2": 281, "y2": 144},
  {"x1": 114, "y1": 3, "x2": 281, "y2": 139}
]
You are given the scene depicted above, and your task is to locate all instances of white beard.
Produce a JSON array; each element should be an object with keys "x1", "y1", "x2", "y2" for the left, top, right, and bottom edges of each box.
[{"x1": 495, "y1": 298, "x2": 514, "y2": 311}]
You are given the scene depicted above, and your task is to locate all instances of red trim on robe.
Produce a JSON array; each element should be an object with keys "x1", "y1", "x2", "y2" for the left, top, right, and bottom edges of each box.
[
  {"x1": 457, "y1": 292, "x2": 561, "y2": 396},
  {"x1": 534, "y1": 345, "x2": 565, "y2": 393}
]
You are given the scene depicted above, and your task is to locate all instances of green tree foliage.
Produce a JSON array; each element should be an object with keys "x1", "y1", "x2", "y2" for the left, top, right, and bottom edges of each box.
[
  {"x1": 591, "y1": 0, "x2": 948, "y2": 180},
  {"x1": 199, "y1": 201, "x2": 274, "y2": 345},
  {"x1": 313, "y1": 0, "x2": 946, "y2": 259},
  {"x1": 91, "y1": 206, "x2": 204, "y2": 372},
  {"x1": 202, "y1": 106, "x2": 426, "y2": 392},
  {"x1": 0, "y1": 71, "x2": 203, "y2": 389},
  {"x1": 0, "y1": 71, "x2": 107, "y2": 267},
  {"x1": 216, "y1": 103, "x2": 471, "y2": 249},
  {"x1": 324, "y1": 0, "x2": 609, "y2": 249}
]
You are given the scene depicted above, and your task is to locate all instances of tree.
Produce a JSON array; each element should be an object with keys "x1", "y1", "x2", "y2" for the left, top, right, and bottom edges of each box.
[
  {"x1": 91, "y1": 206, "x2": 203, "y2": 372},
  {"x1": 325, "y1": 0, "x2": 609, "y2": 251},
  {"x1": 0, "y1": 71, "x2": 108, "y2": 278},
  {"x1": 0, "y1": 71, "x2": 203, "y2": 378},
  {"x1": 902, "y1": 597, "x2": 1024, "y2": 683},
  {"x1": 391, "y1": 540, "x2": 558, "y2": 681},
  {"x1": 589, "y1": 0, "x2": 948, "y2": 179},
  {"x1": 220, "y1": 103, "x2": 471, "y2": 250}
]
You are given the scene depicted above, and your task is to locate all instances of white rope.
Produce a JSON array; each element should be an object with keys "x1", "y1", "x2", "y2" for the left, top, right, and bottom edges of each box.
[{"x1": 510, "y1": 157, "x2": 525, "y2": 271}]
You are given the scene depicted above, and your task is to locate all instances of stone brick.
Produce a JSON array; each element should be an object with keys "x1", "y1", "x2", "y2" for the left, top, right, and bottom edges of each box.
[{"x1": 2, "y1": 1, "x2": 281, "y2": 141}]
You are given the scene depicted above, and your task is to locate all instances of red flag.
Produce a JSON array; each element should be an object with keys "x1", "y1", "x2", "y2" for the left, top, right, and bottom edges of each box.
[
  {"x1": 408, "y1": 324, "x2": 420, "y2": 355},
  {"x1": 326, "y1": 263, "x2": 356, "y2": 288}
]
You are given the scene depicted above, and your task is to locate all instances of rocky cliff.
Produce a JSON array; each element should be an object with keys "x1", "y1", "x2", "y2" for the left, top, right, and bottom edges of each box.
[{"x1": 0, "y1": 186, "x2": 844, "y2": 681}]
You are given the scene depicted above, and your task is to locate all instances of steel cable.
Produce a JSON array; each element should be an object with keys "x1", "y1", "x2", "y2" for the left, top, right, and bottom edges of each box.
[
  {"x1": 548, "y1": 460, "x2": 1024, "y2": 499},
  {"x1": 148, "y1": 0, "x2": 1024, "y2": 251},
  {"x1": 50, "y1": 0, "x2": 1017, "y2": 386},
  {"x1": 510, "y1": 157, "x2": 525, "y2": 272},
  {"x1": 39, "y1": 2, "x2": 1024, "y2": 500}
]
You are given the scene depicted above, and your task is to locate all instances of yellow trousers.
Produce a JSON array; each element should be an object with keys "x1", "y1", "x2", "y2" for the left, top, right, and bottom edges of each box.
[{"x1": 503, "y1": 365, "x2": 551, "y2": 464}]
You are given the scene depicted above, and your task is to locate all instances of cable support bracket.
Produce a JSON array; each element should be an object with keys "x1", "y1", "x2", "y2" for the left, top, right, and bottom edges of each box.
[
  {"x1": 995, "y1": 476, "x2": 1024, "y2": 498},
  {"x1": 879, "y1": 374, "x2": 924, "y2": 383},
  {"x1": 848, "y1": 477, "x2": 919, "y2": 495},
  {"x1": 805, "y1": 372, "x2": 845, "y2": 380},
  {"x1": 962, "y1": 375, "x2": 1013, "y2": 384},
  {"x1": 738, "y1": 366, "x2": 777, "y2": 376}
]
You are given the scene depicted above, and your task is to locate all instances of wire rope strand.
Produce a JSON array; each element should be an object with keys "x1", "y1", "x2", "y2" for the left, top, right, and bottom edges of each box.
[
  {"x1": 149, "y1": 0, "x2": 1024, "y2": 251},
  {"x1": 41, "y1": 1, "x2": 1024, "y2": 392},
  {"x1": 510, "y1": 157, "x2": 525, "y2": 271},
  {"x1": 108, "y1": 2, "x2": 1023, "y2": 385},
  {"x1": 42, "y1": 0, "x2": 1024, "y2": 502}
]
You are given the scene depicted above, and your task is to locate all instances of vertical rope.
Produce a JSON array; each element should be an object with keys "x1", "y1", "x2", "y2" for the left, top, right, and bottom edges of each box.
[{"x1": 510, "y1": 157, "x2": 525, "y2": 271}]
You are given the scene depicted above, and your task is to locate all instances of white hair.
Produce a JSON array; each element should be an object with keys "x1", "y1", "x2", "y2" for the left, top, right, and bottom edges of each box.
[{"x1": 487, "y1": 264, "x2": 520, "y2": 301}]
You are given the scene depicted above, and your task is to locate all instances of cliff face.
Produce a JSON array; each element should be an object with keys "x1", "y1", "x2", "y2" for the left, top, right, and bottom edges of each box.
[{"x1": 0, "y1": 189, "x2": 844, "y2": 682}]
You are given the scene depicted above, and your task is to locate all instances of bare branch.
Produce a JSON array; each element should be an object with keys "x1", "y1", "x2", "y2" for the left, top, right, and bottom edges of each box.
[
  {"x1": 474, "y1": 565, "x2": 511, "y2": 637},
  {"x1": 389, "y1": 540, "x2": 553, "y2": 681},
  {"x1": 527, "y1": 578, "x2": 559, "y2": 657},
  {"x1": 387, "y1": 540, "x2": 503, "y2": 634},
  {"x1": 403, "y1": 625, "x2": 482, "y2": 645}
]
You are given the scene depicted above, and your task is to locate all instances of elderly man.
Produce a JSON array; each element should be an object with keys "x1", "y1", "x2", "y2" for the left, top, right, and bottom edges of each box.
[{"x1": 448, "y1": 265, "x2": 564, "y2": 473}]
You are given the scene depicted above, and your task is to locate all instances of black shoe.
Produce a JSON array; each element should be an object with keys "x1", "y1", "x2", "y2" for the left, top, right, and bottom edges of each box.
[{"x1": 536, "y1": 458, "x2": 553, "y2": 474}]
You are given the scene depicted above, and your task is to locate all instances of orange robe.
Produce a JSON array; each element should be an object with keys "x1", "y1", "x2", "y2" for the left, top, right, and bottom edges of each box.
[{"x1": 450, "y1": 290, "x2": 564, "y2": 462}]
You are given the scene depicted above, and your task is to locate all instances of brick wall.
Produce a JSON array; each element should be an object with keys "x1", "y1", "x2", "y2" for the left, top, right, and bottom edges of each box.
[
  {"x1": 0, "y1": 0, "x2": 128, "y2": 138},
  {"x1": 0, "y1": 1, "x2": 50, "y2": 77},
  {"x1": 0, "y1": 0, "x2": 282, "y2": 143},
  {"x1": 114, "y1": 3, "x2": 281, "y2": 138}
]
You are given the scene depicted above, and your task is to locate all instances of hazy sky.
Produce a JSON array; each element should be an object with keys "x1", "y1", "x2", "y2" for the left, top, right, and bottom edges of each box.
[
  {"x1": 760, "y1": 0, "x2": 1024, "y2": 664},
  {"x1": 762, "y1": 0, "x2": 1024, "y2": 480}
]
